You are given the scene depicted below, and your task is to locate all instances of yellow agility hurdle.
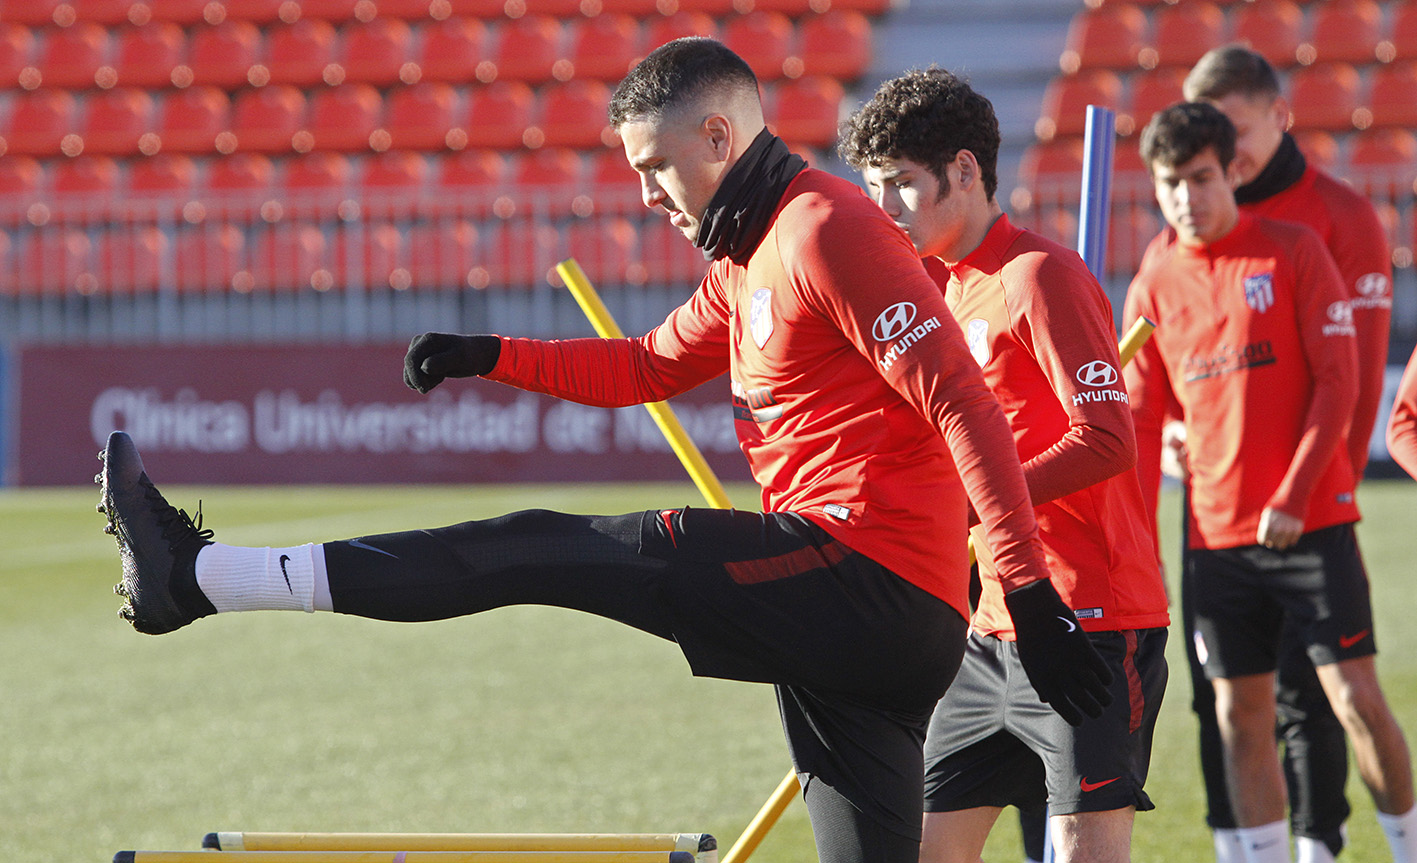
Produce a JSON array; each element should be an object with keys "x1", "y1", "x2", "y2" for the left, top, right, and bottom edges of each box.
[
  {"x1": 202, "y1": 833, "x2": 716, "y2": 860},
  {"x1": 116, "y1": 852, "x2": 694, "y2": 863}
]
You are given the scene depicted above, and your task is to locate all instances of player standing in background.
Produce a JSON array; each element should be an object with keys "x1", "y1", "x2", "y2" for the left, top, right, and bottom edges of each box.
[
  {"x1": 1389, "y1": 347, "x2": 1417, "y2": 481},
  {"x1": 1167, "y1": 45, "x2": 1395, "y2": 863},
  {"x1": 1124, "y1": 101, "x2": 1415, "y2": 863},
  {"x1": 96, "y1": 38, "x2": 1114, "y2": 863},
  {"x1": 839, "y1": 68, "x2": 1169, "y2": 863}
]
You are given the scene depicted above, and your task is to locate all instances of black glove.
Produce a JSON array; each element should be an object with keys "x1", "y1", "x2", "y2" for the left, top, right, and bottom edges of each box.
[
  {"x1": 403, "y1": 333, "x2": 501, "y2": 394},
  {"x1": 1005, "y1": 578, "x2": 1114, "y2": 726}
]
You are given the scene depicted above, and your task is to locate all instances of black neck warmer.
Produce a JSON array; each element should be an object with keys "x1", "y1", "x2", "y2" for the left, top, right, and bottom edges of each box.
[
  {"x1": 1235, "y1": 132, "x2": 1307, "y2": 205},
  {"x1": 695, "y1": 128, "x2": 808, "y2": 264}
]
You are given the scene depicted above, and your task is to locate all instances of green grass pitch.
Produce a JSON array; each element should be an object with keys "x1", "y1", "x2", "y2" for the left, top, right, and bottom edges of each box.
[{"x1": 3, "y1": 479, "x2": 1416, "y2": 862}]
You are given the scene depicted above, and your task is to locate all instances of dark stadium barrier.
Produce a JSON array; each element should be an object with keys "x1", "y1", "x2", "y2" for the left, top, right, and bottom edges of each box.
[{"x1": 14, "y1": 344, "x2": 751, "y2": 487}]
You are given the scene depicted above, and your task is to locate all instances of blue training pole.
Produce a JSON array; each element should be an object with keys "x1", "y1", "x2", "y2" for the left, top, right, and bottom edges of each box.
[
  {"x1": 1077, "y1": 104, "x2": 1117, "y2": 279},
  {"x1": 1037, "y1": 104, "x2": 1117, "y2": 863}
]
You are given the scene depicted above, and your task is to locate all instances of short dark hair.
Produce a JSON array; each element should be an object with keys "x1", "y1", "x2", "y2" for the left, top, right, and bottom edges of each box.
[
  {"x1": 1183, "y1": 44, "x2": 1282, "y2": 103},
  {"x1": 608, "y1": 37, "x2": 760, "y2": 130},
  {"x1": 1139, "y1": 102, "x2": 1237, "y2": 174},
  {"x1": 837, "y1": 67, "x2": 1001, "y2": 199}
]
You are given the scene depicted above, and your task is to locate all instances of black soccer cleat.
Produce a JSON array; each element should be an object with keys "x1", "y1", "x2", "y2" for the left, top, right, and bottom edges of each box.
[{"x1": 97, "y1": 431, "x2": 217, "y2": 634}]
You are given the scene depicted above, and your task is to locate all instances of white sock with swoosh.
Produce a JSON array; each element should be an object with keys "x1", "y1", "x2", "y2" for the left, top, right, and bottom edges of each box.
[
  {"x1": 1236, "y1": 822, "x2": 1291, "y2": 863},
  {"x1": 195, "y1": 543, "x2": 315, "y2": 613},
  {"x1": 1378, "y1": 805, "x2": 1417, "y2": 863}
]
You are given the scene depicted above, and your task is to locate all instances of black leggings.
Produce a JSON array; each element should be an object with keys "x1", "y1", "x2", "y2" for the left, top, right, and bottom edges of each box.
[{"x1": 323, "y1": 506, "x2": 967, "y2": 863}]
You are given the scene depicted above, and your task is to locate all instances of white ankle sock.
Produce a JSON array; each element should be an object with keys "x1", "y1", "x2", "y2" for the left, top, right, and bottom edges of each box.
[
  {"x1": 1214, "y1": 828, "x2": 1246, "y2": 863},
  {"x1": 195, "y1": 543, "x2": 320, "y2": 613},
  {"x1": 1294, "y1": 835, "x2": 1336, "y2": 863},
  {"x1": 1378, "y1": 805, "x2": 1417, "y2": 863},
  {"x1": 1236, "y1": 822, "x2": 1291, "y2": 863}
]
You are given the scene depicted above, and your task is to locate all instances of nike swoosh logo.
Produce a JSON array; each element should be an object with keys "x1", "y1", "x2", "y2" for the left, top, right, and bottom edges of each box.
[
  {"x1": 1058, "y1": 616, "x2": 1077, "y2": 633},
  {"x1": 1339, "y1": 629, "x2": 1371, "y2": 648},
  {"x1": 1252, "y1": 839, "x2": 1282, "y2": 851},
  {"x1": 347, "y1": 539, "x2": 398, "y2": 559},
  {"x1": 1080, "y1": 776, "x2": 1119, "y2": 792},
  {"x1": 278, "y1": 554, "x2": 293, "y2": 594}
]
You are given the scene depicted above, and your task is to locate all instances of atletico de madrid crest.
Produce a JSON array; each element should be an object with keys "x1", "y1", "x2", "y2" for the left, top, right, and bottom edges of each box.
[
  {"x1": 750, "y1": 288, "x2": 773, "y2": 348},
  {"x1": 966, "y1": 319, "x2": 990, "y2": 367},
  {"x1": 1243, "y1": 272, "x2": 1274, "y2": 313}
]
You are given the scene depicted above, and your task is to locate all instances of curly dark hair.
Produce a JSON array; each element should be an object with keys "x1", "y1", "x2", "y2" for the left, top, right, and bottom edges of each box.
[
  {"x1": 838, "y1": 67, "x2": 1000, "y2": 200},
  {"x1": 608, "y1": 37, "x2": 759, "y2": 130},
  {"x1": 1139, "y1": 101, "x2": 1236, "y2": 173}
]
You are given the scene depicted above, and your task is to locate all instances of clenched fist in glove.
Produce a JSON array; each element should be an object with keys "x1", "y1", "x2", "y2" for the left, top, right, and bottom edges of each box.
[
  {"x1": 403, "y1": 333, "x2": 501, "y2": 394},
  {"x1": 1005, "y1": 578, "x2": 1115, "y2": 726}
]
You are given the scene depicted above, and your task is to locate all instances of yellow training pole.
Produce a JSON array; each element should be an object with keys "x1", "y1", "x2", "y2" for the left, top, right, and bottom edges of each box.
[
  {"x1": 718, "y1": 771, "x2": 800, "y2": 863},
  {"x1": 557, "y1": 259, "x2": 796, "y2": 861},
  {"x1": 556, "y1": 259, "x2": 733, "y2": 510},
  {"x1": 204, "y1": 834, "x2": 710, "y2": 854},
  {"x1": 1117, "y1": 316, "x2": 1156, "y2": 366}
]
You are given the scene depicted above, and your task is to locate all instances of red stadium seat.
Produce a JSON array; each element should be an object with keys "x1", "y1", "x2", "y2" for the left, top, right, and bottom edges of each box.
[
  {"x1": 0, "y1": 156, "x2": 43, "y2": 221},
  {"x1": 723, "y1": 11, "x2": 793, "y2": 80},
  {"x1": 51, "y1": 156, "x2": 120, "y2": 219},
  {"x1": 534, "y1": 79, "x2": 613, "y2": 149},
  {"x1": 1035, "y1": 70, "x2": 1123, "y2": 141},
  {"x1": 1106, "y1": 204, "x2": 1161, "y2": 273},
  {"x1": 305, "y1": 83, "x2": 383, "y2": 152},
  {"x1": 1233, "y1": 0, "x2": 1303, "y2": 67},
  {"x1": 128, "y1": 153, "x2": 198, "y2": 217},
  {"x1": 247, "y1": 223, "x2": 328, "y2": 291},
  {"x1": 81, "y1": 88, "x2": 155, "y2": 156},
  {"x1": 29, "y1": 20, "x2": 107, "y2": 89},
  {"x1": 634, "y1": 215, "x2": 706, "y2": 285},
  {"x1": 17, "y1": 226, "x2": 93, "y2": 294},
  {"x1": 769, "y1": 76, "x2": 843, "y2": 148},
  {"x1": 359, "y1": 150, "x2": 429, "y2": 217},
  {"x1": 330, "y1": 222, "x2": 406, "y2": 289},
  {"x1": 0, "y1": 22, "x2": 36, "y2": 88},
  {"x1": 487, "y1": 16, "x2": 562, "y2": 84},
  {"x1": 296, "y1": 0, "x2": 361, "y2": 20},
  {"x1": 367, "y1": 0, "x2": 442, "y2": 17},
  {"x1": 431, "y1": 149, "x2": 506, "y2": 216},
  {"x1": 1287, "y1": 61, "x2": 1362, "y2": 131},
  {"x1": 479, "y1": 219, "x2": 560, "y2": 288},
  {"x1": 586, "y1": 146, "x2": 641, "y2": 214},
  {"x1": 1349, "y1": 128, "x2": 1417, "y2": 172},
  {"x1": 261, "y1": 19, "x2": 338, "y2": 87},
  {"x1": 562, "y1": 14, "x2": 641, "y2": 82},
  {"x1": 596, "y1": 0, "x2": 661, "y2": 16},
  {"x1": 1148, "y1": 2, "x2": 1225, "y2": 69},
  {"x1": 670, "y1": 0, "x2": 736, "y2": 15},
  {"x1": 645, "y1": 10, "x2": 717, "y2": 48},
  {"x1": 283, "y1": 151, "x2": 353, "y2": 218},
  {"x1": 229, "y1": 84, "x2": 307, "y2": 153},
  {"x1": 799, "y1": 10, "x2": 871, "y2": 80},
  {"x1": 1018, "y1": 138, "x2": 1086, "y2": 193},
  {"x1": 1058, "y1": 4, "x2": 1148, "y2": 74},
  {"x1": 416, "y1": 17, "x2": 487, "y2": 83},
  {"x1": 1304, "y1": 0, "x2": 1382, "y2": 65},
  {"x1": 0, "y1": 89, "x2": 76, "y2": 156},
  {"x1": 444, "y1": 0, "x2": 508, "y2": 18},
  {"x1": 384, "y1": 81, "x2": 458, "y2": 150},
  {"x1": 204, "y1": 151, "x2": 275, "y2": 217},
  {"x1": 184, "y1": 20, "x2": 262, "y2": 88},
  {"x1": 143, "y1": 0, "x2": 208, "y2": 24},
  {"x1": 108, "y1": 21, "x2": 185, "y2": 89},
  {"x1": 1388, "y1": 0, "x2": 1417, "y2": 63},
  {"x1": 1366, "y1": 61, "x2": 1417, "y2": 130},
  {"x1": 1292, "y1": 128, "x2": 1340, "y2": 172},
  {"x1": 1, "y1": 0, "x2": 65, "y2": 26},
  {"x1": 406, "y1": 219, "x2": 479, "y2": 290},
  {"x1": 71, "y1": 0, "x2": 140, "y2": 25},
  {"x1": 153, "y1": 86, "x2": 230, "y2": 154},
  {"x1": 220, "y1": 0, "x2": 287, "y2": 22},
  {"x1": 174, "y1": 223, "x2": 245, "y2": 292},
  {"x1": 95, "y1": 225, "x2": 169, "y2": 292},
  {"x1": 460, "y1": 80, "x2": 534, "y2": 150},
  {"x1": 338, "y1": 17, "x2": 413, "y2": 86},
  {"x1": 1123, "y1": 67, "x2": 1186, "y2": 137},
  {"x1": 511, "y1": 147, "x2": 584, "y2": 214},
  {"x1": 565, "y1": 215, "x2": 637, "y2": 284}
]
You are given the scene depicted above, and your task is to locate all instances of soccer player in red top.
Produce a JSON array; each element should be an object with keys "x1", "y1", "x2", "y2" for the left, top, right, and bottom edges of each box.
[
  {"x1": 1389, "y1": 347, "x2": 1417, "y2": 481},
  {"x1": 1124, "y1": 102, "x2": 1416, "y2": 863},
  {"x1": 1170, "y1": 46, "x2": 1396, "y2": 863},
  {"x1": 95, "y1": 40, "x2": 1113, "y2": 863},
  {"x1": 839, "y1": 68, "x2": 1169, "y2": 863}
]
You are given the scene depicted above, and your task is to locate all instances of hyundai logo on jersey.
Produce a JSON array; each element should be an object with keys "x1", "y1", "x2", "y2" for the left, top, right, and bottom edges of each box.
[
  {"x1": 872, "y1": 302, "x2": 917, "y2": 342},
  {"x1": 1076, "y1": 360, "x2": 1118, "y2": 387}
]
